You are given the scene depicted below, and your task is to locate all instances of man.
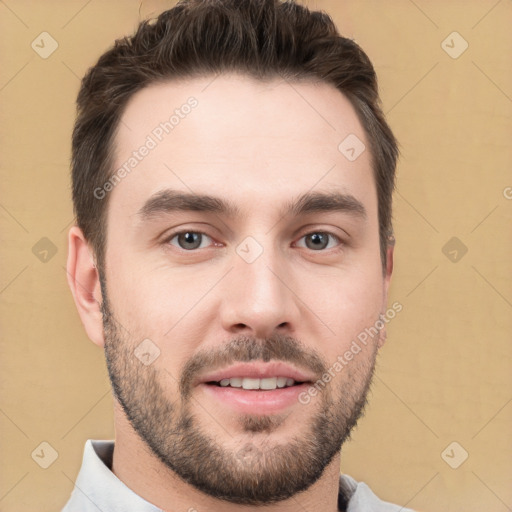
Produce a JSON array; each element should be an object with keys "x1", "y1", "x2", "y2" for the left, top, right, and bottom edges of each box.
[{"x1": 63, "y1": 0, "x2": 411, "y2": 510}]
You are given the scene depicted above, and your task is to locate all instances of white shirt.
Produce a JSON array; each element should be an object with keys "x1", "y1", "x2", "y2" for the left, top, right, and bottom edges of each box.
[{"x1": 61, "y1": 440, "x2": 415, "y2": 512}]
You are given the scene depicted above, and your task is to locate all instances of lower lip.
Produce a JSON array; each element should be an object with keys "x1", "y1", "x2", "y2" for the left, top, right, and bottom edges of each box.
[{"x1": 199, "y1": 383, "x2": 310, "y2": 415}]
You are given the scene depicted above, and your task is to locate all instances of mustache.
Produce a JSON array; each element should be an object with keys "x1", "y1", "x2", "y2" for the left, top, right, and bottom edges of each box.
[{"x1": 179, "y1": 334, "x2": 328, "y2": 399}]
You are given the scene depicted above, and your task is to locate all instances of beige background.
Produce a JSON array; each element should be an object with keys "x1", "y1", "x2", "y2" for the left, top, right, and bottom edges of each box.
[{"x1": 1, "y1": 1, "x2": 511, "y2": 511}]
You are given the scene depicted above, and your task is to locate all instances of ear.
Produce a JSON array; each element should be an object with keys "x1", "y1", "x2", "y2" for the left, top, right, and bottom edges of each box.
[
  {"x1": 377, "y1": 240, "x2": 395, "y2": 349},
  {"x1": 66, "y1": 225, "x2": 105, "y2": 348}
]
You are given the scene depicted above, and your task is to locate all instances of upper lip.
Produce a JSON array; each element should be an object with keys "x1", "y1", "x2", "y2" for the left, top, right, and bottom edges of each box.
[{"x1": 197, "y1": 362, "x2": 316, "y2": 385}]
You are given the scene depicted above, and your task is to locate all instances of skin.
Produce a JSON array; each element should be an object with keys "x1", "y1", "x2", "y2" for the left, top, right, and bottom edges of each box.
[{"x1": 67, "y1": 74, "x2": 394, "y2": 512}]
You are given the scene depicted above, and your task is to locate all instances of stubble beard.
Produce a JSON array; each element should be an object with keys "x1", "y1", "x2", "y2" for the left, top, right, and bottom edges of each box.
[{"x1": 100, "y1": 278, "x2": 378, "y2": 505}]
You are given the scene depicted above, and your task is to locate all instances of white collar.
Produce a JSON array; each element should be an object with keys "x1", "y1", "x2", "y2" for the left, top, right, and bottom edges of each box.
[{"x1": 62, "y1": 439, "x2": 412, "y2": 512}]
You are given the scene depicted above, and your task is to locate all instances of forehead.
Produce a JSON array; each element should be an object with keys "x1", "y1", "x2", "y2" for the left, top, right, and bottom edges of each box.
[{"x1": 109, "y1": 74, "x2": 376, "y2": 222}]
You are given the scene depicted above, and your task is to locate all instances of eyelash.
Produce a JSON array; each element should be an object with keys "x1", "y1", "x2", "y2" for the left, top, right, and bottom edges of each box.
[{"x1": 163, "y1": 229, "x2": 344, "y2": 253}]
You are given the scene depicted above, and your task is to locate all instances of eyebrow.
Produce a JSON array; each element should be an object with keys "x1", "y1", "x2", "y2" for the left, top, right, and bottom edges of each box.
[{"x1": 137, "y1": 188, "x2": 367, "y2": 222}]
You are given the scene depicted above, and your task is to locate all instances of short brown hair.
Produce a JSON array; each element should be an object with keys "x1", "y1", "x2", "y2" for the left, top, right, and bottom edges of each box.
[{"x1": 71, "y1": 0, "x2": 399, "y2": 273}]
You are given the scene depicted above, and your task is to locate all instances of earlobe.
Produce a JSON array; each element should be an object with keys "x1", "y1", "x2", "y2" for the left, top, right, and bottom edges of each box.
[{"x1": 66, "y1": 225, "x2": 105, "y2": 348}]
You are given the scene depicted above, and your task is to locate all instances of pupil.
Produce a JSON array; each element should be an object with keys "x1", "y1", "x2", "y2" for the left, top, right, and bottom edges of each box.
[
  {"x1": 307, "y1": 233, "x2": 327, "y2": 250},
  {"x1": 180, "y1": 232, "x2": 200, "y2": 249}
]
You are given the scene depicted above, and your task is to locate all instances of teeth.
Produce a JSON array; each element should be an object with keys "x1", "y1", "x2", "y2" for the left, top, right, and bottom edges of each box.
[
  {"x1": 229, "y1": 377, "x2": 243, "y2": 388},
  {"x1": 260, "y1": 377, "x2": 277, "y2": 390},
  {"x1": 276, "y1": 377, "x2": 287, "y2": 388},
  {"x1": 217, "y1": 377, "x2": 296, "y2": 390},
  {"x1": 242, "y1": 378, "x2": 260, "y2": 390}
]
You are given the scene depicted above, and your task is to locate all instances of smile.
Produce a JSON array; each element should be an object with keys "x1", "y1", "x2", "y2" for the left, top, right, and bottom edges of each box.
[{"x1": 209, "y1": 377, "x2": 300, "y2": 390}]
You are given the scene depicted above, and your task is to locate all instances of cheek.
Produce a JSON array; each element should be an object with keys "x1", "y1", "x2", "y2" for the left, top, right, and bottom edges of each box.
[
  {"x1": 313, "y1": 265, "x2": 384, "y2": 358},
  {"x1": 105, "y1": 261, "x2": 205, "y2": 369},
  {"x1": 107, "y1": 239, "x2": 174, "y2": 310}
]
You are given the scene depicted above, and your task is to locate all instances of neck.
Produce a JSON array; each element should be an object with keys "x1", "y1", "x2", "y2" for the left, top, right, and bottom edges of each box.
[{"x1": 111, "y1": 404, "x2": 342, "y2": 512}]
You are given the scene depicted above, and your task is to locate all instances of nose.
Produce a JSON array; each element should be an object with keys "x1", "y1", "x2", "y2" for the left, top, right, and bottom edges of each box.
[{"x1": 219, "y1": 242, "x2": 300, "y2": 340}]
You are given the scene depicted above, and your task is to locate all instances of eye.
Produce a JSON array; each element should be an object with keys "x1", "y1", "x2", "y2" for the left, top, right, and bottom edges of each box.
[
  {"x1": 295, "y1": 231, "x2": 342, "y2": 251},
  {"x1": 163, "y1": 229, "x2": 343, "y2": 253},
  {"x1": 166, "y1": 231, "x2": 214, "y2": 251}
]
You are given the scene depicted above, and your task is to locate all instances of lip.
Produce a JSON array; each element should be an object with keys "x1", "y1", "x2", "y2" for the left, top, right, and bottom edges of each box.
[
  {"x1": 197, "y1": 362, "x2": 316, "y2": 385},
  {"x1": 195, "y1": 362, "x2": 316, "y2": 415},
  {"x1": 199, "y1": 382, "x2": 311, "y2": 415}
]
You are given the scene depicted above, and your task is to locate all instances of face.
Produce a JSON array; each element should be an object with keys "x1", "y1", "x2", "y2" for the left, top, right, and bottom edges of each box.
[{"x1": 97, "y1": 74, "x2": 392, "y2": 504}]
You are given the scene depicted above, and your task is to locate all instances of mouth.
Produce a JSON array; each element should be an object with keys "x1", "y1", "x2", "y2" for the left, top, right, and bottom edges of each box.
[
  {"x1": 197, "y1": 362, "x2": 316, "y2": 414},
  {"x1": 206, "y1": 376, "x2": 305, "y2": 390}
]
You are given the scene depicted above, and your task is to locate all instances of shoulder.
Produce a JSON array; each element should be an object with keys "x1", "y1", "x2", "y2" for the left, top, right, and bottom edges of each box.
[{"x1": 339, "y1": 474, "x2": 418, "y2": 512}]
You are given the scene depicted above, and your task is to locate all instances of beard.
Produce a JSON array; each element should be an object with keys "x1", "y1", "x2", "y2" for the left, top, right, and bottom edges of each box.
[{"x1": 100, "y1": 275, "x2": 378, "y2": 506}]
